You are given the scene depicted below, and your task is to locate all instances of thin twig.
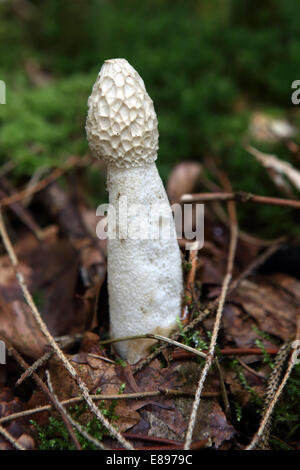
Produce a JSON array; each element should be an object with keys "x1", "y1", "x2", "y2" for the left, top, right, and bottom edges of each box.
[
  {"x1": 60, "y1": 411, "x2": 106, "y2": 450},
  {"x1": 0, "y1": 209, "x2": 133, "y2": 450},
  {"x1": 181, "y1": 191, "x2": 300, "y2": 209},
  {"x1": 0, "y1": 389, "x2": 214, "y2": 425},
  {"x1": 214, "y1": 357, "x2": 231, "y2": 418},
  {"x1": 86, "y1": 354, "x2": 117, "y2": 365},
  {"x1": 0, "y1": 424, "x2": 25, "y2": 450},
  {"x1": 182, "y1": 244, "x2": 199, "y2": 325},
  {"x1": 170, "y1": 347, "x2": 279, "y2": 360},
  {"x1": 45, "y1": 370, "x2": 82, "y2": 450},
  {"x1": 17, "y1": 334, "x2": 86, "y2": 386},
  {"x1": 6, "y1": 342, "x2": 84, "y2": 450},
  {"x1": 237, "y1": 358, "x2": 267, "y2": 380},
  {"x1": 22, "y1": 166, "x2": 49, "y2": 207},
  {"x1": 0, "y1": 155, "x2": 90, "y2": 207},
  {"x1": 16, "y1": 350, "x2": 53, "y2": 386},
  {"x1": 133, "y1": 241, "x2": 282, "y2": 374},
  {"x1": 245, "y1": 346, "x2": 296, "y2": 450},
  {"x1": 184, "y1": 171, "x2": 238, "y2": 450},
  {"x1": 100, "y1": 333, "x2": 206, "y2": 359},
  {"x1": 0, "y1": 180, "x2": 44, "y2": 239},
  {"x1": 46, "y1": 370, "x2": 106, "y2": 450},
  {"x1": 122, "y1": 433, "x2": 211, "y2": 450},
  {"x1": 0, "y1": 160, "x2": 16, "y2": 178},
  {"x1": 198, "y1": 171, "x2": 282, "y2": 247},
  {"x1": 246, "y1": 315, "x2": 300, "y2": 451},
  {"x1": 102, "y1": 332, "x2": 231, "y2": 421},
  {"x1": 184, "y1": 274, "x2": 232, "y2": 450}
]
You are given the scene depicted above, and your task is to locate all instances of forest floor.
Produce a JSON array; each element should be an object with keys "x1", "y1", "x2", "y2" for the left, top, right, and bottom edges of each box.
[{"x1": 0, "y1": 152, "x2": 299, "y2": 451}]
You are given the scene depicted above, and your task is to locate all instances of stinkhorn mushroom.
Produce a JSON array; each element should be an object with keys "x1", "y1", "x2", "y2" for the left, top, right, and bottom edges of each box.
[{"x1": 86, "y1": 58, "x2": 183, "y2": 364}]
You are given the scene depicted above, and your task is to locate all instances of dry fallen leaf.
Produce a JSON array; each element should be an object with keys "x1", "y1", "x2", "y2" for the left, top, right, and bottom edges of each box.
[
  {"x1": 0, "y1": 226, "x2": 98, "y2": 358},
  {"x1": 167, "y1": 161, "x2": 202, "y2": 204},
  {"x1": 232, "y1": 277, "x2": 297, "y2": 342}
]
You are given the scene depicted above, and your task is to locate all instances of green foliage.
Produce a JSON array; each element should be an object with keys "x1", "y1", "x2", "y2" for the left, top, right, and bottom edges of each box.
[
  {"x1": 32, "y1": 416, "x2": 75, "y2": 451},
  {"x1": 176, "y1": 316, "x2": 208, "y2": 351},
  {"x1": 230, "y1": 358, "x2": 263, "y2": 407},
  {"x1": 0, "y1": 74, "x2": 91, "y2": 175},
  {"x1": 115, "y1": 359, "x2": 127, "y2": 367},
  {"x1": 271, "y1": 364, "x2": 300, "y2": 449},
  {"x1": 255, "y1": 339, "x2": 274, "y2": 369},
  {"x1": 252, "y1": 326, "x2": 278, "y2": 344},
  {"x1": 233, "y1": 401, "x2": 243, "y2": 423},
  {"x1": 31, "y1": 400, "x2": 119, "y2": 450},
  {"x1": 0, "y1": 0, "x2": 300, "y2": 235},
  {"x1": 252, "y1": 327, "x2": 277, "y2": 368},
  {"x1": 227, "y1": 358, "x2": 300, "y2": 449}
]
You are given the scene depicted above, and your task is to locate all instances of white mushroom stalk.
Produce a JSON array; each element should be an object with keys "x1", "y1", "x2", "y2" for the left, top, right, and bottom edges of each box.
[{"x1": 86, "y1": 58, "x2": 183, "y2": 364}]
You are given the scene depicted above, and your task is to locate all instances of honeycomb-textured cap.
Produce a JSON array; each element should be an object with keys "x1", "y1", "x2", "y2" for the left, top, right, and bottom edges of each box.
[{"x1": 86, "y1": 59, "x2": 158, "y2": 168}]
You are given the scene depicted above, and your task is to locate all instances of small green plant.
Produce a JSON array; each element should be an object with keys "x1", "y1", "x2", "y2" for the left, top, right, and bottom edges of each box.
[
  {"x1": 115, "y1": 359, "x2": 127, "y2": 367},
  {"x1": 271, "y1": 363, "x2": 300, "y2": 449},
  {"x1": 255, "y1": 338, "x2": 274, "y2": 369},
  {"x1": 233, "y1": 401, "x2": 243, "y2": 422},
  {"x1": 31, "y1": 400, "x2": 119, "y2": 450},
  {"x1": 230, "y1": 359, "x2": 263, "y2": 408},
  {"x1": 176, "y1": 316, "x2": 209, "y2": 351},
  {"x1": 252, "y1": 326, "x2": 278, "y2": 345},
  {"x1": 182, "y1": 261, "x2": 192, "y2": 273}
]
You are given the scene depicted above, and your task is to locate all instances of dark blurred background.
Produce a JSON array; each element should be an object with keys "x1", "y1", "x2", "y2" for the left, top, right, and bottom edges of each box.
[{"x1": 0, "y1": 0, "x2": 299, "y2": 236}]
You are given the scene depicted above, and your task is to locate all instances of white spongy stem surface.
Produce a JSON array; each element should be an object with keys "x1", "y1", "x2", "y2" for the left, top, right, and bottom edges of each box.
[{"x1": 107, "y1": 163, "x2": 183, "y2": 364}]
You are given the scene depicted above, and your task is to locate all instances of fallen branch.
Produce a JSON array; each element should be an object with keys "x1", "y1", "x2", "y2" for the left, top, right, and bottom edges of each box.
[
  {"x1": 184, "y1": 274, "x2": 232, "y2": 450},
  {"x1": 246, "y1": 344, "x2": 296, "y2": 450},
  {"x1": 256, "y1": 343, "x2": 292, "y2": 448},
  {"x1": 184, "y1": 171, "x2": 238, "y2": 450},
  {"x1": 182, "y1": 244, "x2": 199, "y2": 325},
  {"x1": 0, "y1": 389, "x2": 216, "y2": 425},
  {"x1": 170, "y1": 347, "x2": 279, "y2": 360},
  {"x1": 0, "y1": 155, "x2": 91, "y2": 207},
  {"x1": 246, "y1": 314, "x2": 300, "y2": 450},
  {"x1": 16, "y1": 350, "x2": 53, "y2": 386},
  {"x1": 181, "y1": 191, "x2": 300, "y2": 209},
  {"x1": 0, "y1": 424, "x2": 25, "y2": 450},
  {"x1": 100, "y1": 332, "x2": 207, "y2": 359}
]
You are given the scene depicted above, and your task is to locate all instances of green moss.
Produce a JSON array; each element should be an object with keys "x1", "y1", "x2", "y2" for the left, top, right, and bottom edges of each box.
[
  {"x1": 0, "y1": 0, "x2": 300, "y2": 236},
  {"x1": 271, "y1": 364, "x2": 300, "y2": 449},
  {"x1": 176, "y1": 316, "x2": 209, "y2": 351},
  {"x1": 229, "y1": 358, "x2": 263, "y2": 408},
  {"x1": 31, "y1": 400, "x2": 119, "y2": 450}
]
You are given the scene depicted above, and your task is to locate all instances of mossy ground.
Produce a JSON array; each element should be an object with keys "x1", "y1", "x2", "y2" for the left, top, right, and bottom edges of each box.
[{"x1": 1, "y1": 1, "x2": 300, "y2": 236}]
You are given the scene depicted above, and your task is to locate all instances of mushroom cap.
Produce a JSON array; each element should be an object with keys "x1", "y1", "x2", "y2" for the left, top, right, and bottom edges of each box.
[{"x1": 86, "y1": 58, "x2": 158, "y2": 168}]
